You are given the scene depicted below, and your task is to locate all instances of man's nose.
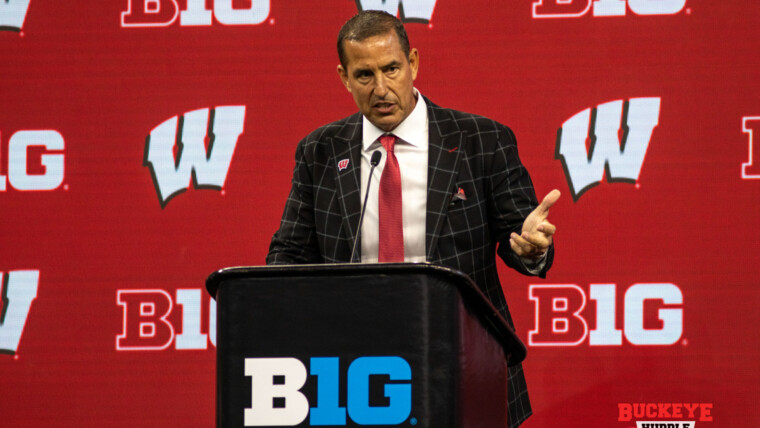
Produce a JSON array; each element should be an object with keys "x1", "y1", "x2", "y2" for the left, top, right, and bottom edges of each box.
[{"x1": 374, "y1": 74, "x2": 389, "y2": 97}]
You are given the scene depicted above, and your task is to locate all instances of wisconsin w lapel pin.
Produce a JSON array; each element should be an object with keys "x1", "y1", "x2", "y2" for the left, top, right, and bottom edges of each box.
[{"x1": 338, "y1": 158, "x2": 349, "y2": 171}]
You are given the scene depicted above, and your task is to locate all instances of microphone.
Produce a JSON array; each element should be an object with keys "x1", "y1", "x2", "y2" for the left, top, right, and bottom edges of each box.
[{"x1": 350, "y1": 150, "x2": 382, "y2": 263}]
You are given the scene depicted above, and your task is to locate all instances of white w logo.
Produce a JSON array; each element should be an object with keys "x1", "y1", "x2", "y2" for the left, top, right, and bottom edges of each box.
[
  {"x1": 0, "y1": 0, "x2": 32, "y2": 31},
  {"x1": 555, "y1": 98, "x2": 660, "y2": 201},
  {"x1": 144, "y1": 106, "x2": 245, "y2": 207},
  {"x1": 1, "y1": 270, "x2": 39, "y2": 355},
  {"x1": 355, "y1": 0, "x2": 437, "y2": 22}
]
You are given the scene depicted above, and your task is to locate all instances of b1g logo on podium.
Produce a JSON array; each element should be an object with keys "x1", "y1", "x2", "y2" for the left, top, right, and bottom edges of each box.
[
  {"x1": 533, "y1": 0, "x2": 688, "y2": 18},
  {"x1": 244, "y1": 356, "x2": 412, "y2": 426}
]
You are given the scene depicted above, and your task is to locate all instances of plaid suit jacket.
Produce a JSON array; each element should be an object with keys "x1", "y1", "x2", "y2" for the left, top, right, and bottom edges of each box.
[{"x1": 267, "y1": 98, "x2": 554, "y2": 427}]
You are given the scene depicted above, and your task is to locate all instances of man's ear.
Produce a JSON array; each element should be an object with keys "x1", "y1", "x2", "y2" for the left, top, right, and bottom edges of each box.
[
  {"x1": 337, "y1": 65, "x2": 351, "y2": 93},
  {"x1": 408, "y1": 48, "x2": 419, "y2": 81}
]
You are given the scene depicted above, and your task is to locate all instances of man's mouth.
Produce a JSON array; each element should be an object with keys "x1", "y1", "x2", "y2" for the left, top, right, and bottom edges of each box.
[{"x1": 373, "y1": 101, "x2": 395, "y2": 114}]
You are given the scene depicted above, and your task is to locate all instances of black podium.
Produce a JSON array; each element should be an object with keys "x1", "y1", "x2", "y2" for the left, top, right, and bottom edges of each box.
[{"x1": 206, "y1": 263, "x2": 526, "y2": 428}]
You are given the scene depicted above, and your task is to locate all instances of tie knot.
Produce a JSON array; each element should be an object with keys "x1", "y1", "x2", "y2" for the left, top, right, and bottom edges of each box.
[{"x1": 379, "y1": 134, "x2": 397, "y2": 154}]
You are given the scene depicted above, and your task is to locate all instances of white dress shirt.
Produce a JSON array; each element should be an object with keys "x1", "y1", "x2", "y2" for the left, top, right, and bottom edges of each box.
[{"x1": 360, "y1": 89, "x2": 428, "y2": 263}]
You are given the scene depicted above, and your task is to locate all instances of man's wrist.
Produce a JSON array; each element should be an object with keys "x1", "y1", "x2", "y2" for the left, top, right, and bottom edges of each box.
[{"x1": 519, "y1": 251, "x2": 547, "y2": 274}]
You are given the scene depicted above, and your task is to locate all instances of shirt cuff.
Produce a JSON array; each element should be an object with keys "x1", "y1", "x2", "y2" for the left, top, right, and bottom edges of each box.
[{"x1": 519, "y1": 252, "x2": 548, "y2": 275}]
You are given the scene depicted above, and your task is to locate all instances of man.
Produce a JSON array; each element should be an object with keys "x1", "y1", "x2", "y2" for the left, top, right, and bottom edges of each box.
[{"x1": 267, "y1": 10, "x2": 559, "y2": 427}]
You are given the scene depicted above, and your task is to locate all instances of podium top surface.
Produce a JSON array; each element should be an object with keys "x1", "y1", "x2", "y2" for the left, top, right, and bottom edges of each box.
[
  {"x1": 206, "y1": 262, "x2": 526, "y2": 365},
  {"x1": 207, "y1": 262, "x2": 472, "y2": 295}
]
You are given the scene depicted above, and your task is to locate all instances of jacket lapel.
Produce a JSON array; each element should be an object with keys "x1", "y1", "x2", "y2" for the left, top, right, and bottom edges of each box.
[
  {"x1": 425, "y1": 101, "x2": 463, "y2": 260},
  {"x1": 329, "y1": 114, "x2": 364, "y2": 257}
]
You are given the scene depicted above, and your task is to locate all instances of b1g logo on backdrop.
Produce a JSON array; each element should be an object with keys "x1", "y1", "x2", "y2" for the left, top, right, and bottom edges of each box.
[
  {"x1": 529, "y1": 283, "x2": 683, "y2": 347},
  {"x1": 356, "y1": 0, "x2": 437, "y2": 23},
  {"x1": 0, "y1": 0, "x2": 31, "y2": 32},
  {"x1": 742, "y1": 116, "x2": 760, "y2": 179},
  {"x1": 555, "y1": 97, "x2": 660, "y2": 201},
  {"x1": 0, "y1": 270, "x2": 39, "y2": 355},
  {"x1": 143, "y1": 105, "x2": 245, "y2": 207},
  {"x1": 116, "y1": 288, "x2": 215, "y2": 350},
  {"x1": 121, "y1": 0, "x2": 270, "y2": 27},
  {"x1": 244, "y1": 356, "x2": 412, "y2": 426},
  {"x1": 1, "y1": 130, "x2": 65, "y2": 192},
  {"x1": 533, "y1": 0, "x2": 687, "y2": 18}
]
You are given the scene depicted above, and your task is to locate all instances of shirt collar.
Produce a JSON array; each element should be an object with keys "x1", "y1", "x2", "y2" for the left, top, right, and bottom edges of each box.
[{"x1": 362, "y1": 88, "x2": 428, "y2": 150}]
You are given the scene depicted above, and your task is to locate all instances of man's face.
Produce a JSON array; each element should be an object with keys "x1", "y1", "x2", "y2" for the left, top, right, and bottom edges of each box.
[{"x1": 337, "y1": 31, "x2": 419, "y2": 132}]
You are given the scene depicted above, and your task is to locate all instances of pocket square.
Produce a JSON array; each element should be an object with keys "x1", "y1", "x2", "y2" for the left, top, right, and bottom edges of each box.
[{"x1": 450, "y1": 187, "x2": 467, "y2": 204}]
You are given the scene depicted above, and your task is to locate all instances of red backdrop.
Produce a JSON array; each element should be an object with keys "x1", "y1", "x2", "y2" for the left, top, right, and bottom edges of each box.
[{"x1": 1, "y1": 1, "x2": 759, "y2": 426}]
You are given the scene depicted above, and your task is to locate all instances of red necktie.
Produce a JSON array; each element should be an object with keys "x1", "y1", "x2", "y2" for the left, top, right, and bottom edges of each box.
[{"x1": 378, "y1": 134, "x2": 404, "y2": 262}]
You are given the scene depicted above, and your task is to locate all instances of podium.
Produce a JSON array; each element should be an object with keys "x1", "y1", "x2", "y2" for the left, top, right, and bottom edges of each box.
[{"x1": 206, "y1": 263, "x2": 526, "y2": 428}]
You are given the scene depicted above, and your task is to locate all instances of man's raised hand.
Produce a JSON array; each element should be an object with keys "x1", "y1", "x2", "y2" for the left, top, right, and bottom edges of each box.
[{"x1": 510, "y1": 189, "x2": 561, "y2": 260}]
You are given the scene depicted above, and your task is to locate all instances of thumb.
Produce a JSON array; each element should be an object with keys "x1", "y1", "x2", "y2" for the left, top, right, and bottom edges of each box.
[{"x1": 536, "y1": 189, "x2": 561, "y2": 216}]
